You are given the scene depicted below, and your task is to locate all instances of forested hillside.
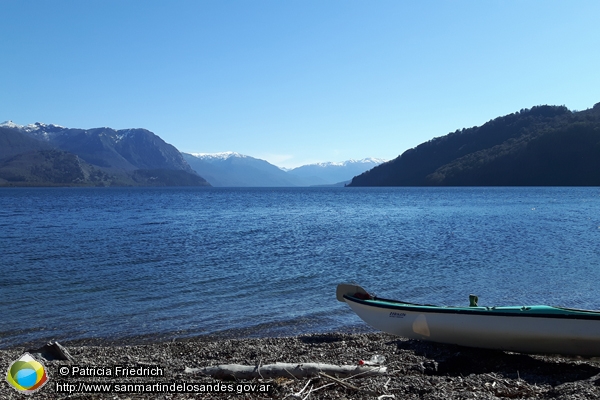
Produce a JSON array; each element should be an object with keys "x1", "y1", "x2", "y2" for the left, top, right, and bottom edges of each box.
[{"x1": 349, "y1": 103, "x2": 600, "y2": 186}]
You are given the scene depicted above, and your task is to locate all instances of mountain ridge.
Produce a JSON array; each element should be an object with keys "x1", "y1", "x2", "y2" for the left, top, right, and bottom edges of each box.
[
  {"x1": 0, "y1": 122, "x2": 209, "y2": 187},
  {"x1": 348, "y1": 102, "x2": 600, "y2": 186},
  {"x1": 286, "y1": 158, "x2": 385, "y2": 186},
  {"x1": 0, "y1": 119, "x2": 384, "y2": 187},
  {"x1": 183, "y1": 152, "x2": 384, "y2": 186}
]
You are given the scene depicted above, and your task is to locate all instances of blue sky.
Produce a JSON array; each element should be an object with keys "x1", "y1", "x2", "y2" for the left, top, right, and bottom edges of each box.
[{"x1": 2, "y1": 1, "x2": 600, "y2": 168}]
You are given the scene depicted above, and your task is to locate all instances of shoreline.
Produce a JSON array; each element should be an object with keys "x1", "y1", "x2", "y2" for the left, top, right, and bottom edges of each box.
[
  {"x1": 0, "y1": 324, "x2": 375, "y2": 350},
  {"x1": 2, "y1": 332, "x2": 600, "y2": 399}
]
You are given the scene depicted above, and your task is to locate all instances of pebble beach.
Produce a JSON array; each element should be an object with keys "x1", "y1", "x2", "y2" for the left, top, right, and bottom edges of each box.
[{"x1": 2, "y1": 332, "x2": 600, "y2": 399}]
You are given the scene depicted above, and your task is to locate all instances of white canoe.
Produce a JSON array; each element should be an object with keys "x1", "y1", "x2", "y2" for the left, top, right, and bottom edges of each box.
[{"x1": 337, "y1": 283, "x2": 600, "y2": 357}]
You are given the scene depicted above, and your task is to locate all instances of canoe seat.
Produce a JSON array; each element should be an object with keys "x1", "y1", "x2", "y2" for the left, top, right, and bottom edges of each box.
[{"x1": 469, "y1": 294, "x2": 478, "y2": 307}]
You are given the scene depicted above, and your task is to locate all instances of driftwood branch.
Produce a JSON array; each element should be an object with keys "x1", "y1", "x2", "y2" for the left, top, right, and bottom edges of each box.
[
  {"x1": 185, "y1": 362, "x2": 387, "y2": 380},
  {"x1": 318, "y1": 372, "x2": 361, "y2": 391}
]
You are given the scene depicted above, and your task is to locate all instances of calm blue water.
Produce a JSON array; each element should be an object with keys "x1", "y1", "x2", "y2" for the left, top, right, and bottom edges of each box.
[{"x1": 1, "y1": 187, "x2": 600, "y2": 348}]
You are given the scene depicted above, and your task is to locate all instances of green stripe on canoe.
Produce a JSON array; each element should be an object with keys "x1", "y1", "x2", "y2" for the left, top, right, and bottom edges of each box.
[{"x1": 363, "y1": 298, "x2": 600, "y2": 317}]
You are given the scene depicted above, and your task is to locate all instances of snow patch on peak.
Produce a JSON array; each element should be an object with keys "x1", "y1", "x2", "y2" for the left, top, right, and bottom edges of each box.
[
  {"x1": 23, "y1": 122, "x2": 65, "y2": 132},
  {"x1": 189, "y1": 151, "x2": 249, "y2": 160},
  {"x1": 0, "y1": 121, "x2": 66, "y2": 141},
  {"x1": 346, "y1": 157, "x2": 387, "y2": 165},
  {"x1": 0, "y1": 120, "x2": 22, "y2": 129},
  {"x1": 303, "y1": 158, "x2": 387, "y2": 168},
  {"x1": 115, "y1": 129, "x2": 137, "y2": 142},
  {"x1": 1, "y1": 121, "x2": 65, "y2": 132}
]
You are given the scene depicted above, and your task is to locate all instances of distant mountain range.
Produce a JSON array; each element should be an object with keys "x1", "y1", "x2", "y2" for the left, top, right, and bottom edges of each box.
[
  {"x1": 9, "y1": 100, "x2": 594, "y2": 188},
  {"x1": 0, "y1": 122, "x2": 209, "y2": 187},
  {"x1": 349, "y1": 102, "x2": 600, "y2": 186},
  {"x1": 285, "y1": 158, "x2": 386, "y2": 186},
  {"x1": 183, "y1": 152, "x2": 304, "y2": 187},
  {"x1": 183, "y1": 152, "x2": 384, "y2": 187},
  {"x1": 0, "y1": 121, "x2": 383, "y2": 187}
]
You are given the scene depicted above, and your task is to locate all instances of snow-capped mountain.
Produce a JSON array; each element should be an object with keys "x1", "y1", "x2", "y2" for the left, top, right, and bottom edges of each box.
[
  {"x1": 183, "y1": 152, "x2": 385, "y2": 187},
  {"x1": 182, "y1": 152, "x2": 308, "y2": 187},
  {"x1": 1, "y1": 121, "x2": 66, "y2": 140},
  {"x1": 0, "y1": 121, "x2": 208, "y2": 186},
  {"x1": 286, "y1": 158, "x2": 386, "y2": 186},
  {"x1": 1, "y1": 120, "x2": 65, "y2": 131},
  {"x1": 304, "y1": 158, "x2": 386, "y2": 167},
  {"x1": 0, "y1": 121, "x2": 55, "y2": 160},
  {"x1": 1, "y1": 121, "x2": 194, "y2": 173},
  {"x1": 189, "y1": 151, "x2": 252, "y2": 162},
  {"x1": 2, "y1": 120, "x2": 383, "y2": 187}
]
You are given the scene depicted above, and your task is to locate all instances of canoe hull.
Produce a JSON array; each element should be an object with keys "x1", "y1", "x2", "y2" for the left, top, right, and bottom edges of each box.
[{"x1": 344, "y1": 295, "x2": 600, "y2": 357}]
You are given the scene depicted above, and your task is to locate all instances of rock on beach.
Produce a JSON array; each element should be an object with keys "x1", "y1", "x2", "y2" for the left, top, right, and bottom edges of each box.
[{"x1": 2, "y1": 332, "x2": 600, "y2": 399}]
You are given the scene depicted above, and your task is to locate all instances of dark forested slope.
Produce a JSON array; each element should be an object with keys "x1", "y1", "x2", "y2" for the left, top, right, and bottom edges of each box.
[{"x1": 349, "y1": 103, "x2": 600, "y2": 186}]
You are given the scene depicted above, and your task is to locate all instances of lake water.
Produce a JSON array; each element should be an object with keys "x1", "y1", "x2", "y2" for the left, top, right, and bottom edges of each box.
[{"x1": 1, "y1": 187, "x2": 600, "y2": 348}]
